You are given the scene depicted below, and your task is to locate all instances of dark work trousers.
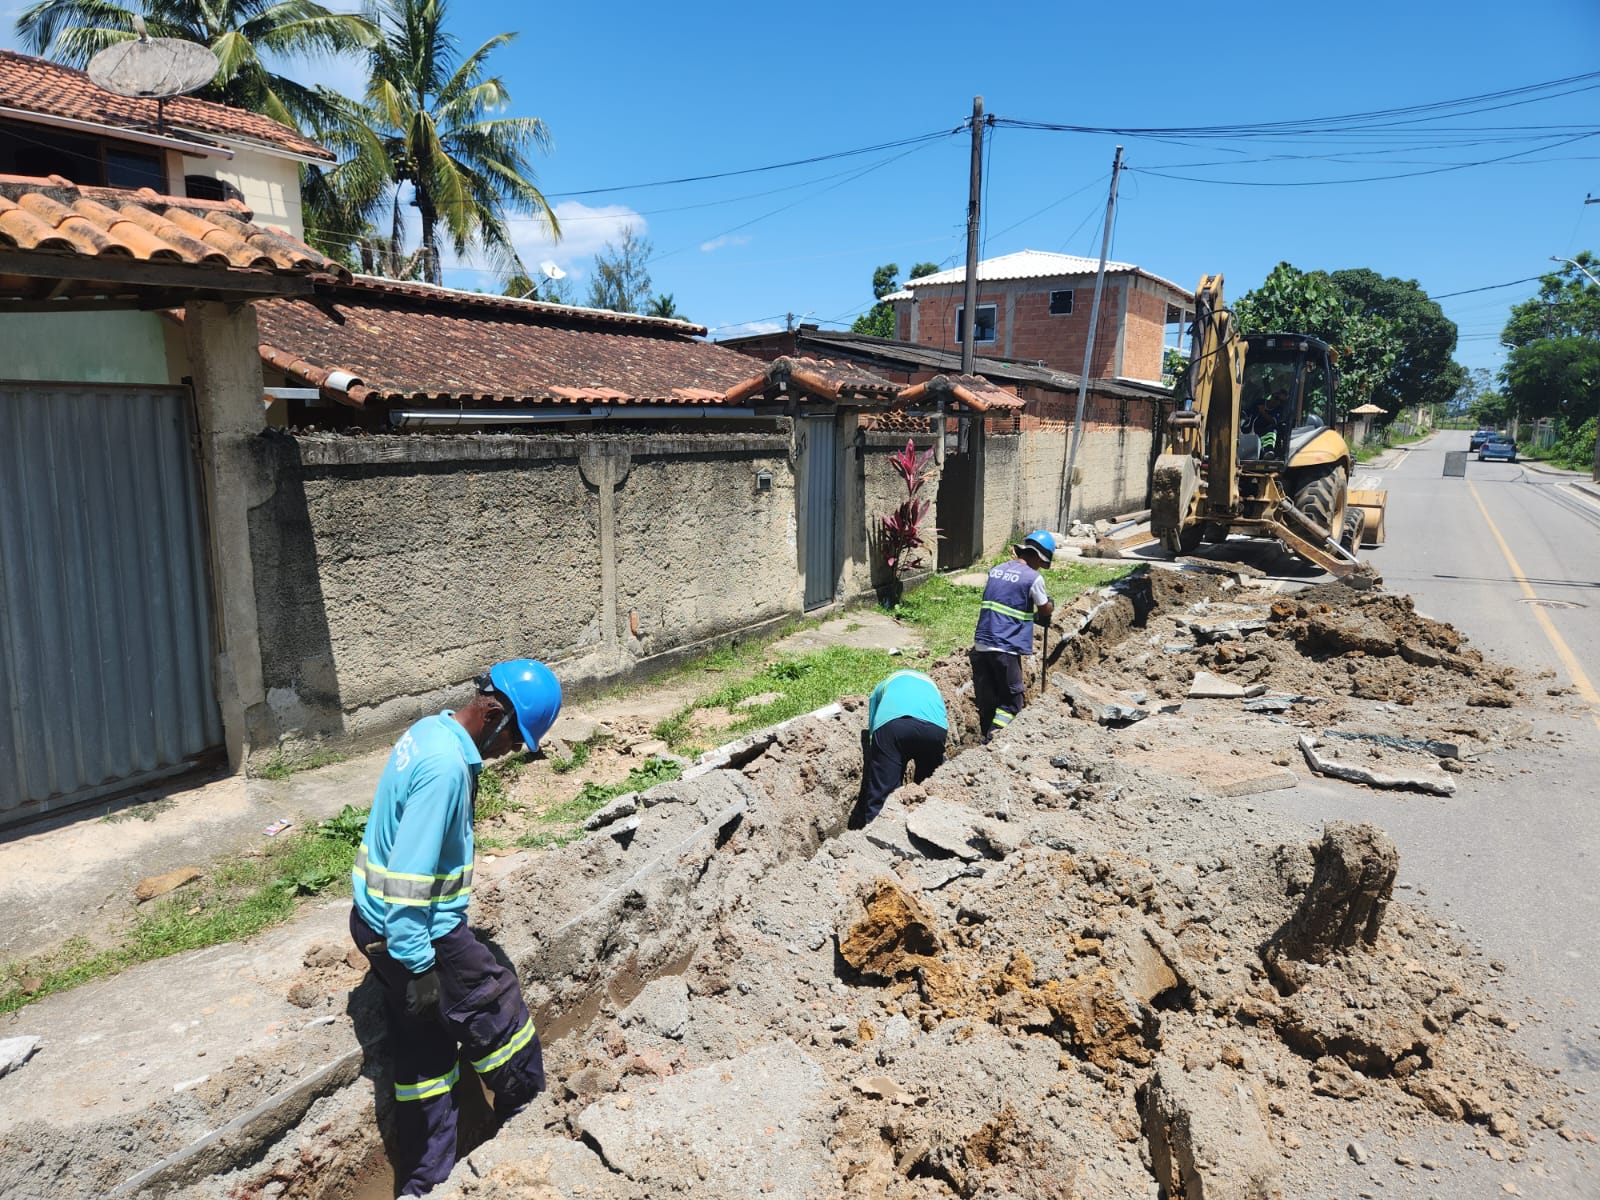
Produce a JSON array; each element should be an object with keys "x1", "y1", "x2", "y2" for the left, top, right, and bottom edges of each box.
[
  {"x1": 853, "y1": 715, "x2": 948, "y2": 826},
  {"x1": 350, "y1": 908, "x2": 545, "y2": 1196},
  {"x1": 970, "y1": 649, "x2": 1026, "y2": 742}
]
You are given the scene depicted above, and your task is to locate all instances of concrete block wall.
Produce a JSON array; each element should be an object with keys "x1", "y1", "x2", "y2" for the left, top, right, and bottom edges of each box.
[
  {"x1": 245, "y1": 430, "x2": 803, "y2": 755},
  {"x1": 979, "y1": 420, "x2": 1153, "y2": 550},
  {"x1": 844, "y1": 430, "x2": 941, "y2": 603}
]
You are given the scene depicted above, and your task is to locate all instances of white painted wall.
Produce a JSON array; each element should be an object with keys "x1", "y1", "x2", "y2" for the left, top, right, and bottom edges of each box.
[{"x1": 180, "y1": 147, "x2": 305, "y2": 237}]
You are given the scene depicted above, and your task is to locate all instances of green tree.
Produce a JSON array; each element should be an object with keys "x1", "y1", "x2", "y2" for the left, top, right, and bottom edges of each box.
[
  {"x1": 851, "y1": 262, "x2": 901, "y2": 337},
  {"x1": 646, "y1": 293, "x2": 687, "y2": 322},
  {"x1": 363, "y1": 0, "x2": 557, "y2": 285},
  {"x1": 1501, "y1": 337, "x2": 1600, "y2": 425},
  {"x1": 1502, "y1": 252, "x2": 1600, "y2": 348},
  {"x1": 1329, "y1": 268, "x2": 1466, "y2": 418},
  {"x1": 1233, "y1": 262, "x2": 1399, "y2": 413},
  {"x1": 15, "y1": 0, "x2": 376, "y2": 131},
  {"x1": 586, "y1": 226, "x2": 652, "y2": 313}
]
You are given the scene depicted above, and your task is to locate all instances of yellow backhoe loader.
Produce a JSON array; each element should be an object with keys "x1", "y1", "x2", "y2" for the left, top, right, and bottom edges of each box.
[{"x1": 1150, "y1": 274, "x2": 1385, "y2": 580}]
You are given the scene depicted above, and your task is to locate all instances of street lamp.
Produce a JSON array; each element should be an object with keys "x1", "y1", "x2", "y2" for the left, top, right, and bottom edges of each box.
[{"x1": 1551, "y1": 255, "x2": 1600, "y2": 288}]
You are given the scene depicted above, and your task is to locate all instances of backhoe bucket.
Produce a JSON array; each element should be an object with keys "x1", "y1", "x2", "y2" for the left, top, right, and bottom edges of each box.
[{"x1": 1347, "y1": 488, "x2": 1388, "y2": 547}]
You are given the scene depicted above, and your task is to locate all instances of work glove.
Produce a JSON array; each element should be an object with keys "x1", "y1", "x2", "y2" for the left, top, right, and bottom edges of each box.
[{"x1": 405, "y1": 968, "x2": 441, "y2": 1020}]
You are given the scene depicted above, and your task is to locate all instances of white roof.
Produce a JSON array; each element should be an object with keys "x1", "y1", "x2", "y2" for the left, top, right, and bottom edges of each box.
[{"x1": 893, "y1": 249, "x2": 1190, "y2": 297}]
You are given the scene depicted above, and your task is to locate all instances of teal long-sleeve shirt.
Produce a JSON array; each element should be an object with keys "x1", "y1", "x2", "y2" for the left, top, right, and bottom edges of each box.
[
  {"x1": 868, "y1": 670, "x2": 949, "y2": 734},
  {"x1": 352, "y1": 713, "x2": 481, "y2": 973}
]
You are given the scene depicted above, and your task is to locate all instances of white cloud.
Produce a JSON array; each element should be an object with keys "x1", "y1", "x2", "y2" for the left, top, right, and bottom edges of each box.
[
  {"x1": 510, "y1": 201, "x2": 644, "y2": 270},
  {"x1": 699, "y1": 233, "x2": 752, "y2": 254}
]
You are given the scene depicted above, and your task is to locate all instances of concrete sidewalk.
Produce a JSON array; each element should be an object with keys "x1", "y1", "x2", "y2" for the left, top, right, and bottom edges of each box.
[
  {"x1": 1520, "y1": 455, "x2": 1600, "y2": 501},
  {"x1": 0, "y1": 607, "x2": 918, "y2": 966}
]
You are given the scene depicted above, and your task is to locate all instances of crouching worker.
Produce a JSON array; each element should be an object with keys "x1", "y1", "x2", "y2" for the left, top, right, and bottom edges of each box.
[
  {"x1": 972, "y1": 530, "x2": 1056, "y2": 741},
  {"x1": 850, "y1": 668, "x2": 948, "y2": 828},
  {"x1": 350, "y1": 659, "x2": 562, "y2": 1196}
]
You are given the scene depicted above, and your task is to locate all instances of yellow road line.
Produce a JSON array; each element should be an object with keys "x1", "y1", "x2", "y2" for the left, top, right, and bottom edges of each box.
[{"x1": 1467, "y1": 480, "x2": 1600, "y2": 732}]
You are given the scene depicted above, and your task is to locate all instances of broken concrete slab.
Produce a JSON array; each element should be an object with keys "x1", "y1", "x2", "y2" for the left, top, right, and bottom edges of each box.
[
  {"x1": 1323, "y1": 728, "x2": 1462, "y2": 759},
  {"x1": 577, "y1": 1042, "x2": 829, "y2": 1199},
  {"x1": 584, "y1": 791, "x2": 639, "y2": 830},
  {"x1": 904, "y1": 797, "x2": 1022, "y2": 861},
  {"x1": 1145, "y1": 1060, "x2": 1283, "y2": 1200},
  {"x1": 1298, "y1": 735, "x2": 1457, "y2": 796},
  {"x1": 0, "y1": 1037, "x2": 40, "y2": 1081},
  {"x1": 1188, "y1": 670, "x2": 1268, "y2": 700},
  {"x1": 1176, "y1": 555, "x2": 1267, "y2": 579}
]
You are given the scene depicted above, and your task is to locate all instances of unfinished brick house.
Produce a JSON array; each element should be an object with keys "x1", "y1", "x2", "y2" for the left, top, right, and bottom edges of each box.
[{"x1": 886, "y1": 249, "x2": 1194, "y2": 384}]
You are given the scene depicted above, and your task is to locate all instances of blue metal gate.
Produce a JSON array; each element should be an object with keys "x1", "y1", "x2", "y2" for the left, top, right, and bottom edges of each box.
[
  {"x1": 0, "y1": 383, "x2": 221, "y2": 825},
  {"x1": 802, "y1": 414, "x2": 839, "y2": 609}
]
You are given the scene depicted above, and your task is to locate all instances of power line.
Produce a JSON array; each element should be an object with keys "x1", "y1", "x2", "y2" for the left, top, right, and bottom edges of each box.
[{"x1": 539, "y1": 128, "x2": 961, "y2": 199}]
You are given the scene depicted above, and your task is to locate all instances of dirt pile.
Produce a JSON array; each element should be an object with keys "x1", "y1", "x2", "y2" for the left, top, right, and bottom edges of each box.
[{"x1": 3, "y1": 567, "x2": 1587, "y2": 1200}]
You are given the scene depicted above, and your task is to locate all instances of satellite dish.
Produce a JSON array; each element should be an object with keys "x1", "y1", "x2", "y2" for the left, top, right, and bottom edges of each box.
[
  {"x1": 539, "y1": 260, "x2": 567, "y2": 281},
  {"x1": 88, "y1": 33, "x2": 219, "y2": 100}
]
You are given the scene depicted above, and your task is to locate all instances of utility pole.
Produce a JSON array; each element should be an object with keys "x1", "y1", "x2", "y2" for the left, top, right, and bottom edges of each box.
[
  {"x1": 960, "y1": 96, "x2": 985, "y2": 378},
  {"x1": 1060, "y1": 145, "x2": 1124, "y2": 530}
]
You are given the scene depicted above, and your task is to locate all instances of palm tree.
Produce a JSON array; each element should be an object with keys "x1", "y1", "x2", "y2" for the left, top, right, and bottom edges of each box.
[
  {"x1": 14, "y1": 0, "x2": 377, "y2": 133},
  {"x1": 365, "y1": 0, "x2": 557, "y2": 285}
]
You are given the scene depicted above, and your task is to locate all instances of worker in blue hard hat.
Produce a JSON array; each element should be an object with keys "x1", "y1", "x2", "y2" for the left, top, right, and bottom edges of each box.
[
  {"x1": 850, "y1": 668, "x2": 949, "y2": 829},
  {"x1": 349, "y1": 658, "x2": 561, "y2": 1196},
  {"x1": 971, "y1": 531, "x2": 1055, "y2": 741}
]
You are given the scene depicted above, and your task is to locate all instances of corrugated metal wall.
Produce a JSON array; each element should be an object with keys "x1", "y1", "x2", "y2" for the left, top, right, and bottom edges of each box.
[
  {"x1": 0, "y1": 383, "x2": 221, "y2": 824},
  {"x1": 802, "y1": 414, "x2": 838, "y2": 609}
]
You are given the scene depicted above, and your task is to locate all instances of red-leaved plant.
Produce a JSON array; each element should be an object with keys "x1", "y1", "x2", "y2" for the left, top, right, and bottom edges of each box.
[{"x1": 881, "y1": 438, "x2": 939, "y2": 577}]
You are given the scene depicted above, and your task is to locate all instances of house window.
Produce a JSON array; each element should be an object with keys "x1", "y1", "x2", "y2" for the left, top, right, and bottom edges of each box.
[
  {"x1": 185, "y1": 174, "x2": 243, "y2": 203},
  {"x1": 1049, "y1": 289, "x2": 1074, "y2": 315},
  {"x1": 105, "y1": 146, "x2": 165, "y2": 192},
  {"x1": 955, "y1": 303, "x2": 997, "y2": 344}
]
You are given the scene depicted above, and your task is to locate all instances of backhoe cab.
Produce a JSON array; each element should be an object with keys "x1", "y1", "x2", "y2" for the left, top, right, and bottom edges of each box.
[{"x1": 1151, "y1": 274, "x2": 1379, "y2": 580}]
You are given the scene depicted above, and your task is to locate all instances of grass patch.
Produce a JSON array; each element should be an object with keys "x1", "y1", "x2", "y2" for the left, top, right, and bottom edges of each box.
[
  {"x1": 253, "y1": 748, "x2": 349, "y2": 781},
  {"x1": 651, "y1": 709, "x2": 697, "y2": 754},
  {"x1": 700, "y1": 646, "x2": 900, "y2": 736},
  {"x1": 547, "y1": 731, "x2": 612, "y2": 775},
  {"x1": 514, "y1": 756, "x2": 685, "y2": 850},
  {"x1": 0, "y1": 803, "x2": 369, "y2": 1015}
]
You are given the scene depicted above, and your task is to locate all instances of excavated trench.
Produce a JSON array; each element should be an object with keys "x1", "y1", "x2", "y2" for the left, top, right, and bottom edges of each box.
[{"x1": 3, "y1": 566, "x2": 1571, "y2": 1200}]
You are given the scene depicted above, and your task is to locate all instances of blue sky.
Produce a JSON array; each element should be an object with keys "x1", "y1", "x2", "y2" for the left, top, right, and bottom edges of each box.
[{"x1": 6, "y1": 0, "x2": 1598, "y2": 376}]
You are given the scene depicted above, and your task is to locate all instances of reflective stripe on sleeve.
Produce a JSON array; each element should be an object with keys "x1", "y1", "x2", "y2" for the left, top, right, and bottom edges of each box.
[
  {"x1": 471, "y1": 1015, "x2": 537, "y2": 1075},
  {"x1": 980, "y1": 599, "x2": 1031, "y2": 621},
  {"x1": 354, "y1": 845, "x2": 473, "y2": 908},
  {"x1": 993, "y1": 709, "x2": 1014, "y2": 727},
  {"x1": 394, "y1": 1062, "x2": 459, "y2": 1102}
]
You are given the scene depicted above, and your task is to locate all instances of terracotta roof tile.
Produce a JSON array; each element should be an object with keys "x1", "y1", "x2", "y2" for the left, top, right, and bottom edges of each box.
[
  {"x1": 254, "y1": 279, "x2": 905, "y2": 409},
  {"x1": 0, "y1": 49, "x2": 332, "y2": 161},
  {"x1": 255, "y1": 280, "x2": 778, "y2": 407},
  {"x1": 0, "y1": 175, "x2": 346, "y2": 276}
]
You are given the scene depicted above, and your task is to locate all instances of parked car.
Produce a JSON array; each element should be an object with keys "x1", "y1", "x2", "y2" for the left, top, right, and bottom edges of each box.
[
  {"x1": 1478, "y1": 437, "x2": 1517, "y2": 462},
  {"x1": 1469, "y1": 428, "x2": 1494, "y2": 450}
]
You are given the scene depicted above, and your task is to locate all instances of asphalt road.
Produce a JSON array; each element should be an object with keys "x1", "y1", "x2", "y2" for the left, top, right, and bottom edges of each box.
[{"x1": 1263, "y1": 430, "x2": 1600, "y2": 1195}]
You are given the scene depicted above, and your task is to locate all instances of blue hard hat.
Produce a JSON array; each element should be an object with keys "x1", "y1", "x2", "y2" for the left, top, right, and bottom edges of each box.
[
  {"x1": 486, "y1": 659, "x2": 562, "y2": 749},
  {"x1": 1019, "y1": 529, "x2": 1056, "y2": 566}
]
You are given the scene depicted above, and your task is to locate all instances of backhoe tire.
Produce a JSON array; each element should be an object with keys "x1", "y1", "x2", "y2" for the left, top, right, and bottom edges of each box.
[
  {"x1": 1340, "y1": 508, "x2": 1364, "y2": 552},
  {"x1": 1291, "y1": 464, "x2": 1347, "y2": 538},
  {"x1": 1161, "y1": 523, "x2": 1204, "y2": 557}
]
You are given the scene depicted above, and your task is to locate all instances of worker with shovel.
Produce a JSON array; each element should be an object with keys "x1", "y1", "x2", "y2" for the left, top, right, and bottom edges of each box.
[
  {"x1": 850, "y1": 668, "x2": 949, "y2": 828},
  {"x1": 971, "y1": 530, "x2": 1055, "y2": 741},
  {"x1": 350, "y1": 659, "x2": 562, "y2": 1197}
]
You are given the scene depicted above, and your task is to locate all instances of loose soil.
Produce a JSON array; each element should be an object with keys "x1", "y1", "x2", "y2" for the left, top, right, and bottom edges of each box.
[{"x1": 3, "y1": 568, "x2": 1593, "y2": 1200}]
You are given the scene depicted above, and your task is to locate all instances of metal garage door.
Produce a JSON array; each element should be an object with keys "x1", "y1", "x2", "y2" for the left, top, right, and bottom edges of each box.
[
  {"x1": 0, "y1": 382, "x2": 221, "y2": 825},
  {"x1": 802, "y1": 414, "x2": 839, "y2": 609}
]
